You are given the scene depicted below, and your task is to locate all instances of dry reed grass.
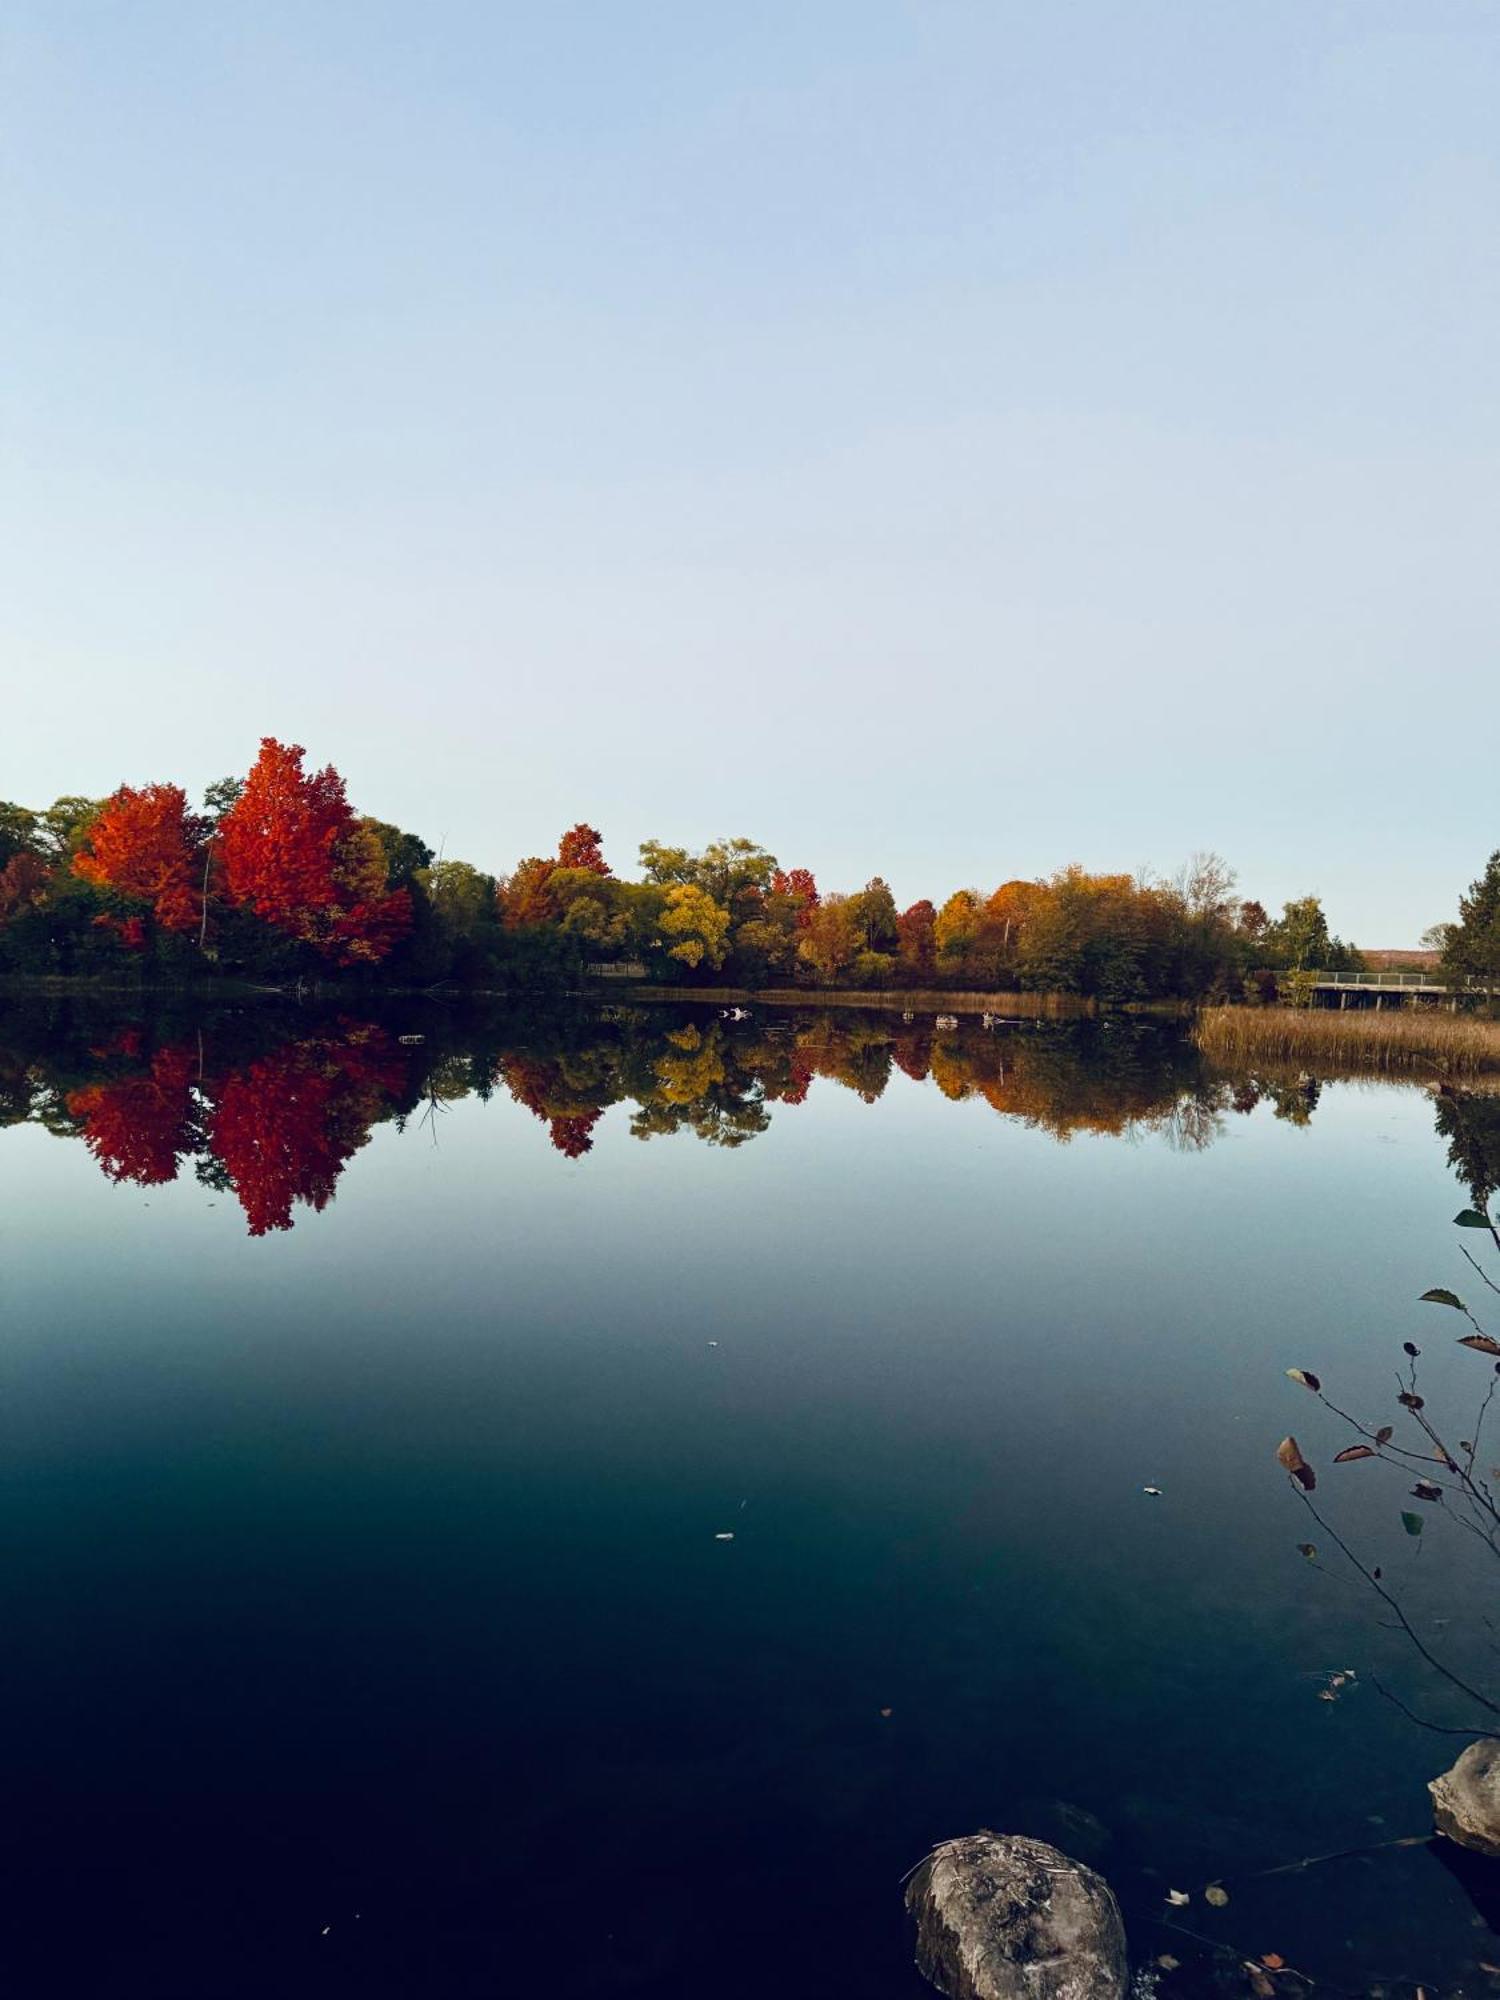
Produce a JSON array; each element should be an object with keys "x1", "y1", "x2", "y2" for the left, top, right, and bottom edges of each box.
[{"x1": 1194, "y1": 1004, "x2": 1500, "y2": 1076}]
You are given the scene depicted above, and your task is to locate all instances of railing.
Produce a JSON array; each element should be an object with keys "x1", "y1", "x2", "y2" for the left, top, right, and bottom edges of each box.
[{"x1": 1278, "y1": 969, "x2": 1490, "y2": 991}]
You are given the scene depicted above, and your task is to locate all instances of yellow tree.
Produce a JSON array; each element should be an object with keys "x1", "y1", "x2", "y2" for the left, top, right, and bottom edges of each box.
[{"x1": 658, "y1": 884, "x2": 731, "y2": 969}]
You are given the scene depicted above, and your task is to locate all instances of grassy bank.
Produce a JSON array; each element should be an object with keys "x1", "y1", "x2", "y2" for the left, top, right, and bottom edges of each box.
[
  {"x1": 620, "y1": 985, "x2": 1096, "y2": 1017},
  {"x1": 1195, "y1": 1004, "x2": 1500, "y2": 1076}
]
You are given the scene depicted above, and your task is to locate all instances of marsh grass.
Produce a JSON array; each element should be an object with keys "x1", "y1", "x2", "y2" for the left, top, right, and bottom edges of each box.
[{"x1": 1195, "y1": 1004, "x2": 1500, "y2": 1076}]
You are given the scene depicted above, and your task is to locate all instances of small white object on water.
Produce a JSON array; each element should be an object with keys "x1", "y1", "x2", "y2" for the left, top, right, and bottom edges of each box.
[
  {"x1": 707, "y1": 1340, "x2": 718, "y2": 1347},
  {"x1": 1142, "y1": 1486, "x2": 1163, "y2": 1496},
  {"x1": 1165, "y1": 1889, "x2": 1190, "y2": 1907},
  {"x1": 714, "y1": 1532, "x2": 735, "y2": 1541}
]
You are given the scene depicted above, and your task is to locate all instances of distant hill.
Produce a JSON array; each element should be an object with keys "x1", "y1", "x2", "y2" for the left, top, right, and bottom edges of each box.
[{"x1": 1363, "y1": 949, "x2": 1441, "y2": 970}]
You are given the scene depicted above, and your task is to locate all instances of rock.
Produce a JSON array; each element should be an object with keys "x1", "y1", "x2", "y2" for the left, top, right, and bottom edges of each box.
[
  {"x1": 905, "y1": 1832, "x2": 1128, "y2": 2000},
  {"x1": 1431, "y1": 1738, "x2": 1500, "y2": 1857}
]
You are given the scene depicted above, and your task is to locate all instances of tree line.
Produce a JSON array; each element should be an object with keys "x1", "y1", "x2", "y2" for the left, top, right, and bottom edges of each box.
[{"x1": 0, "y1": 734, "x2": 1373, "y2": 998}]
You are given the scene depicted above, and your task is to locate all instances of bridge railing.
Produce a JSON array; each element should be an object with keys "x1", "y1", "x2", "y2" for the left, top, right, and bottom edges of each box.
[{"x1": 1273, "y1": 969, "x2": 1489, "y2": 991}]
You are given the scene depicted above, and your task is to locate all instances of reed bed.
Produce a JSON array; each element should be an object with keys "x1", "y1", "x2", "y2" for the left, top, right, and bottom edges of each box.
[
  {"x1": 623, "y1": 986, "x2": 1094, "y2": 1017},
  {"x1": 1194, "y1": 1004, "x2": 1500, "y2": 1076}
]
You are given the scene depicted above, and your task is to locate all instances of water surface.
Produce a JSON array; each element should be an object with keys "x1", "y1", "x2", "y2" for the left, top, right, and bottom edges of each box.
[{"x1": 2, "y1": 996, "x2": 1496, "y2": 1995}]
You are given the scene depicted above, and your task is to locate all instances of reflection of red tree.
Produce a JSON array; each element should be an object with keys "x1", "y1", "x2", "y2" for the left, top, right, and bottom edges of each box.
[
  {"x1": 547, "y1": 1112, "x2": 601, "y2": 1159},
  {"x1": 66, "y1": 1046, "x2": 196, "y2": 1186},
  {"x1": 776, "y1": 1053, "x2": 814, "y2": 1106},
  {"x1": 209, "y1": 1030, "x2": 402, "y2": 1234},
  {"x1": 501, "y1": 1057, "x2": 605, "y2": 1157}
]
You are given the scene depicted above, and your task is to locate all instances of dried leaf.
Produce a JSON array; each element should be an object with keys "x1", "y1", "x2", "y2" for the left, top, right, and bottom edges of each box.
[
  {"x1": 1401, "y1": 1511, "x2": 1424, "y2": 1537},
  {"x1": 1421, "y1": 1288, "x2": 1465, "y2": 1310},
  {"x1": 1398, "y1": 1391, "x2": 1425, "y2": 1411},
  {"x1": 1296, "y1": 1542, "x2": 1317, "y2": 1561},
  {"x1": 1261, "y1": 1954, "x2": 1286, "y2": 1970},
  {"x1": 1403, "y1": 1342, "x2": 1421, "y2": 1358},
  {"x1": 1166, "y1": 1888, "x2": 1190, "y2": 1907},
  {"x1": 1375, "y1": 1426, "x2": 1394, "y2": 1445},
  {"x1": 1410, "y1": 1482, "x2": 1443, "y2": 1502},
  {"x1": 1334, "y1": 1445, "x2": 1376, "y2": 1463},
  {"x1": 1204, "y1": 1884, "x2": 1230, "y2": 1908},
  {"x1": 1277, "y1": 1437, "x2": 1316, "y2": 1490},
  {"x1": 1459, "y1": 1335, "x2": 1500, "y2": 1357},
  {"x1": 1157, "y1": 1954, "x2": 1181, "y2": 1972},
  {"x1": 1286, "y1": 1368, "x2": 1321, "y2": 1393}
]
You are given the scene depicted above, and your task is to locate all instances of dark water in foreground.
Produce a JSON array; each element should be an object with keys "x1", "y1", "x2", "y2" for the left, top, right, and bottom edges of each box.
[{"x1": 3, "y1": 995, "x2": 1499, "y2": 1997}]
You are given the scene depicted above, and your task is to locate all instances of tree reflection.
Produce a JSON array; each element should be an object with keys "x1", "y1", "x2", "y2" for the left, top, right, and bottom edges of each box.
[{"x1": 8, "y1": 997, "x2": 1479, "y2": 1236}]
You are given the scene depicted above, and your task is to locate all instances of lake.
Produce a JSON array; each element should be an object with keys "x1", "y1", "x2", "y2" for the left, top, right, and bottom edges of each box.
[{"x1": 2, "y1": 994, "x2": 1497, "y2": 1996}]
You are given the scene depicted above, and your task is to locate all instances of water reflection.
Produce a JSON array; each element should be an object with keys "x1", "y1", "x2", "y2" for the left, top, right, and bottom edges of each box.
[{"x1": 3, "y1": 997, "x2": 1492, "y2": 1233}]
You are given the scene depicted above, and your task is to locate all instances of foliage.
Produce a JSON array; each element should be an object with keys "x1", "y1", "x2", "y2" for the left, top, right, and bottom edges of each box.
[
  {"x1": 72, "y1": 782, "x2": 203, "y2": 933},
  {"x1": 1442, "y1": 851, "x2": 1500, "y2": 988},
  {"x1": 1275, "y1": 1129, "x2": 1500, "y2": 1734},
  {"x1": 219, "y1": 739, "x2": 411, "y2": 965}
]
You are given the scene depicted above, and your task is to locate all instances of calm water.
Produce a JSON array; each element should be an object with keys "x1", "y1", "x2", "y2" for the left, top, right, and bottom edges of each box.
[{"x1": 2, "y1": 995, "x2": 1498, "y2": 1996}]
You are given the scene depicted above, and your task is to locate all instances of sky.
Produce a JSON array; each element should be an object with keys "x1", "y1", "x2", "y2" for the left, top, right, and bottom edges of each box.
[{"x1": 3, "y1": 1, "x2": 1497, "y2": 943}]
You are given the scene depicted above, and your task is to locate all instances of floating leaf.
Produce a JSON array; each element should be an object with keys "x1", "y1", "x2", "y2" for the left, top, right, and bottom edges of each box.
[
  {"x1": 1398, "y1": 1391, "x2": 1426, "y2": 1410},
  {"x1": 1261, "y1": 1953, "x2": 1286, "y2": 1970},
  {"x1": 1456, "y1": 1211, "x2": 1493, "y2": 1229},
  {"x1": 1421, "y1": 1289, "x2": 1465, "y2": 1310},
  {"x1": 1401, "y1": 1511, "x2": 1424, "y2": 1537},
  {"x1": 1403, "y1": 1342, "x2": 1421, "y2": 1358},
  {"x1": 1165, "y1": 1888, "x2": 1190, "y2": 1907},
  {"x1": 1277, "y1": 1437, "x2": 1316, "y2": 1490},
  {"x1": 1410, "y1": 1481, "x2": 1443, "y2": 1502},
  {"x1": 1334, "y1": 1445, "x2": 1376, "y2": 1463},
  {"x1": 1286, "y1": 1368, "x2": 1322, "y2": 1393},
  {"x1": 1459, "y1": 1335, "x2": 1500, "y2": 1357},
  {"x1": 1296, "y1": 1542, "x2": 1317, "y2": 1561},
  {"x1": 1375, "y1": 1426, "x2": 1394, "y2": 1445},
  {"x1": 1204, "y1": 1883, "x2": 1229, "y2": 1908}
]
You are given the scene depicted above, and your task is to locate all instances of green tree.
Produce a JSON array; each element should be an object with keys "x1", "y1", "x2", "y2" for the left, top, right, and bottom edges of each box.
[
  {"x1": 416, "y1": 859, "x2": 496, "y2": 940},
  {"x1": 1443, "y1": 852, "x2": 1500, "y2": 988},
  {"x1": 846, "y1": 876, "x2": 899, "y2": 953}
]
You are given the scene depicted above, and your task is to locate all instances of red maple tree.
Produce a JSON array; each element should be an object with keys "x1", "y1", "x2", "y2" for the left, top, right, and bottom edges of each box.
[
  {"x1": 72, "y1": 783, "x2": 202, "y2": 932},
  {"x1": 770, "y1": 867, "x2": 820, "y2": 929},
  {"x1": 556, "y1": 823, "x2": 610, "y2": 875},
  {"x1": 218, "y1": 739, "x2": 410, "y2": 964}
]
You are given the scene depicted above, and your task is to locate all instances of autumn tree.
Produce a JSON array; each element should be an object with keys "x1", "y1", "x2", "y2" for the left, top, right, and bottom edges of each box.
[
  {"x1": 557, "y1": 823, "x2": 610, "y2": 875},
  {"x1": 218, "y1": 739, "x2": 411, "y2": 964},
  {"x1": 896, "y1": 899, "x2": 937, "y2": 980},
  {"x1": 657, "y1": 883, "x2": 731, "y2": 970},
  {"x1": 796, "y1": 895, "x2": 862, "y2": 984},
  {"x1": 769, "y1": 867, "x2": 819, "y2": 928},
  {"x1": 933, "y1": 890, "x2": 980, "y2": 972},
  {"x1": 0, "y1": 852, "x2": 49, "y2": 924},
  {"x1": 72, "y1": 783, "x2": 203, "y2": 933}
]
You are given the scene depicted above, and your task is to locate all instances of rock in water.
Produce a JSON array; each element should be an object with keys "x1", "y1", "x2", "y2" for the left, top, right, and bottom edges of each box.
[
  {"x1": 1432, "y1": 1739, "x2": 1500, "y2": 1857},
  {"x1": 905, "y1": 1832, "x2": 1128, "y2": 2000}
]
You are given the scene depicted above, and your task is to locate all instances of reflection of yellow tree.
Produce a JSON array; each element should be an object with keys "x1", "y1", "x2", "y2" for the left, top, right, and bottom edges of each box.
[{"x1": 656, "y1": 1024, "x2": 728, "y2": 1104}]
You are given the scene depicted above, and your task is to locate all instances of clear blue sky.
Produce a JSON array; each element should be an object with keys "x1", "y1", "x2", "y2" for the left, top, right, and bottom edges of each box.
[{"x1": 4, "y1": 2, "x2": 1497, "y2": 942}]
